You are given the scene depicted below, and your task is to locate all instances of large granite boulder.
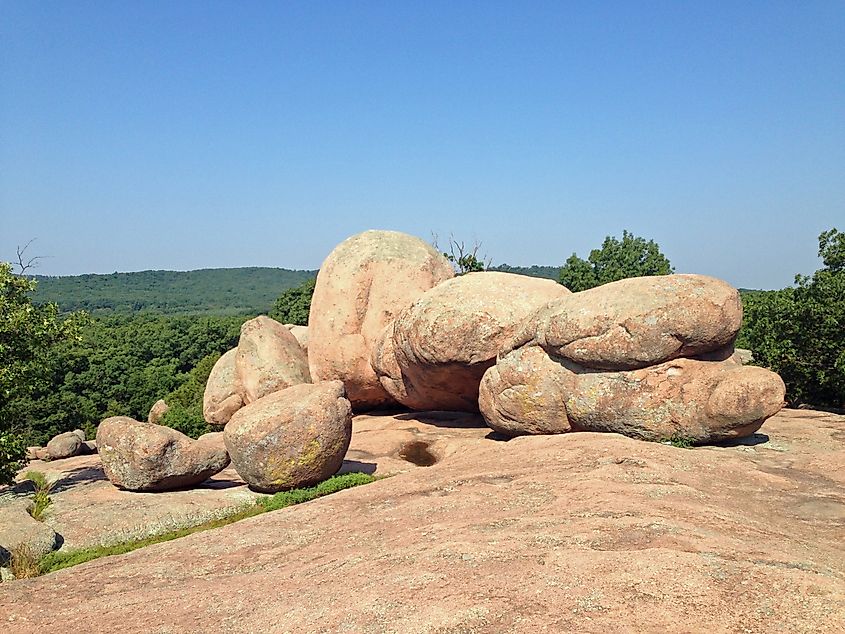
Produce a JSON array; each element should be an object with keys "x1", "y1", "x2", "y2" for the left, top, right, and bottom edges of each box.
[
  {"x1": 224, "y1": 381, "x2": 353, "y2": 493},
  {"x1": 308, "y1": 230, "x2": 454, "y2": 409},
  {"x1": 235, "y1": 316, "x2": 311, "y2": 405},
  {"x1": 147, "y1": 399, "x2": 169, "y2": 425},
  {"x1": 97, "y1": 417, "x2": 230, "y2": 491},
  {"x1": 480, "y1": 346, "x2": 786, "y2": 442},
  {"x1": 513, "y1": 274, "x2": 742, "y2": 370},
  {"x1": 46, "y1": 431, "x2": 83, "y2": 460},
  {"x1": 203, "y1": 348, "x2": 243, "y2": 427},
  {"x1": 372, "y1": 272, "x2": 570, "y2": 411}
]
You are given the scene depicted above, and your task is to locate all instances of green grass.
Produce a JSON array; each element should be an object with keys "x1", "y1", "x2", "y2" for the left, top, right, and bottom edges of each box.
[
  {"x1": 37, "y1": 472, "x2": 378, "y2": 575},
  {"x1": 663, "y1": 434, "x2": 696, "y2": 449},
  {"x1": 22, "y1": 470, "x2": 54, "y2": 521}
]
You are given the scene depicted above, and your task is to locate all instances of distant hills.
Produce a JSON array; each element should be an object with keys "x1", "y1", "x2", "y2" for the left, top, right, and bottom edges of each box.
[
  {"x1": 33, "y1": 268, "x2": 317, "y2": 315},
  {"x1": 32, "y1": 264, "x2": 563, "y2": 316}
]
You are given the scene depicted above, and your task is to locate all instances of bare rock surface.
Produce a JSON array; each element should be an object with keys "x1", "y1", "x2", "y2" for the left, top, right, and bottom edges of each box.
[
  {"x1": 1, "y1": 409, "x2": 842, "y2": 633},
  {"x1": 284, "y1": 324, "x2": 309, "y2": 353},
  {"x1": 0, "y1": 501, "x2": 58, "y2": 562},
  {"x1": 224, "y1": 381, "x2": 353, "y2": 492},
  {"x1": 202, "y1": 348, "x2": 243, "y2": 427},
  {"x1": 0, "y1": 412, "x2": 488, "y2": 553},
  {"x1": 516, "y1": 274, "x2": 742, "y2": 370},
  {"x1": 374, "y1": 271, "x2": 570, "y2": 411},
  {"x1": 234, "y1": 316, "x2": 311, "y2": 404},
  {"x1": 481, "y1": 346, "x2": 786, "y2": 442},
  {"x1": 147, "y1": 399, "x2": 169, "y2": 424},
  {"x1": 308, "y1": 230, "x2": 454, "y2": 409},
  {"x1": 96, "y1": 417, "x2": 230, "y2": 491},
  {"x1": 46, "y1": 431, "x2": 83, "y2": 460}
]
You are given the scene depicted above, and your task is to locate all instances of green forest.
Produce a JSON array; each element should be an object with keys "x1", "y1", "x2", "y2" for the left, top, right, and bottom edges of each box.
[{"x1": 33, "y1": 267, "x2": 317, "y2": 315}]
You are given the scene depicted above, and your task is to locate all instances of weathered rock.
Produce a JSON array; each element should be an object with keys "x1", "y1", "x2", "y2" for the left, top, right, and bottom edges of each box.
[
  {"x1": 81, "y1": 440, "x2": 97, "y2": 454},
  {"x1": 284, "y1": 324, "x2": 309, "y2": 354},
  {"x1": 224, "y1": 381, "x2": 352, "y2": 492},
  {"x1": 34, "y1": 448, "x2": 49, "y2": 461},
  {"x1": 735, "y1": 347, "x2": 754, "y2": 364},
  {"x1": 373, "y1": 272, "x2": 570, "y2": 411},
  {"x1": 96, "y1": 417, "x2": 230, "y2": 491},
  {"x1": 308, "y1": 230, "x2": 454, "y2": 409},
  {"x1": 147, "y1": 399, "x2": 169, "y2": 424},
  {"x1": 480, "y1": 346, "x2": 786, "y2": 442},
  {"x1": 235, "y1": 316, "x2": 311, "y2": 405},
  {"x1": 72, "y1": 429, "x2": 86, "y2": 442},
  {"x1": 25, "y1": 447, "x2": 40, "y2": 461},
  {"x1": 46, "y1": 431, "x2": 83, "y2": 460},
  {"x1": 202, "y1": 348, "x2": 243, "y2": 428},
  {"x1": 3, "y1": 409, "x2": 842, "y2": 633},
  {"x1": 0, "y1": 502, "x2": 58, "y2": 562},
  {"x1": 514, "y1": 274, "x2": 743, "y2": 370}
]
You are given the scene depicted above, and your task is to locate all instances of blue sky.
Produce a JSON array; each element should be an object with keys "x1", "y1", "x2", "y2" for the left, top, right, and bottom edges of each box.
[{"x1": 1, "y1": 1, "x2": 843, "y2": 288}]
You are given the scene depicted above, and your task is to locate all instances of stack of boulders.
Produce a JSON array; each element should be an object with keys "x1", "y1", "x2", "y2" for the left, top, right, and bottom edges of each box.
[
  {"x1": 90, "y1": 229, "x2": 786, "y2": 496},
  {"x1": 478, "y1": 275, "x2": 786, "y2": 443}
]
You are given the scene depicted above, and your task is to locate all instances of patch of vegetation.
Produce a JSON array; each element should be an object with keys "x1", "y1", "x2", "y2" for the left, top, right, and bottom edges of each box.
[
  {"x1": 662, "y1": 434, "x2": 695, "y2": 449},
  {"x1": 269, "y1": 277, "x2": 315, "y2": 326},
  {"x1": 22, "y1": 470, "x2": 54, "y2": 521},
  {"x1": 37, "y1": 472, "x2": 378, "y2": 576},
  {"x1": 5, "y1": 543, "x2": 40, "y2": 580},
  {"x1": 559, "y1": 230, "x2": 673, "y2": 292}
]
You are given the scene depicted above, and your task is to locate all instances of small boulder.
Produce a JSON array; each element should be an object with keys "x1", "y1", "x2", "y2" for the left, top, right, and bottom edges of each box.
[
  {"x1": 97, "y1": 416, "x2": 230, "y2": 491},
  {"x1": 224, "y1": 381, "x2": 352, "y2": 493},
  {"x1": 46, "y1": 431, "x2": 83, "y2": 460},
  {"x1": 34, "y1": 447, "x2": 50, "y2": 461},
  {"x1": 81, "y1": 439, "x2": 97, "y2": 454},
  {"x1": 514, "y1": 274, "x2": 743, "y2": 370},
  {"x1": 373, "y1": 272, "x2": 570, "y2": 411},
  {"x1": 147, "y1": 399, "x2": 169, "y2": 424},
  {"x1": 235, "y1": 316, "x2": 311, "y2": 405},
  {"x1": 308, "y1": 230, "x2": 454, "y2": 409},
  {"x1": 203, "y1": 348, "x2": 244, "y2": 427},
  {"x1": 25, "y1": 447, "x2": 41, "y2": 461},
  {"x1": 480, "y1": 346, "x2": 786, "y2": 443}
]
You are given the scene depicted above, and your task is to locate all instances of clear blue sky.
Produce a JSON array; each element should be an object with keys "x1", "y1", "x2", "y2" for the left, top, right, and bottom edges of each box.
[{"x1": 1, "y1": 1, "x2": 843, "y2": 289}]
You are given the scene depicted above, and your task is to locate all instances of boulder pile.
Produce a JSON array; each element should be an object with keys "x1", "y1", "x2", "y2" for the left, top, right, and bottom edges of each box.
[
  {"x1": 77, "y1": 230, "x2": 786, "y2": 497},
  {"x1": 479, "y1": 275, "x2": 785, "y2": 443}
]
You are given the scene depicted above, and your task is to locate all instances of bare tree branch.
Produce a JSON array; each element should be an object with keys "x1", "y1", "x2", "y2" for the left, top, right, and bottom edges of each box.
[{"x1": 15, "y1": 238, "x2": 43, "y2": 275}]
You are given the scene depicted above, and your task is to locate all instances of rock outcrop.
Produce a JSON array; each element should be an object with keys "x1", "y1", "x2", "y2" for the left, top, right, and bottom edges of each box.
[
  {"x1": 0, "y1": 502, "x2": 59, "y2": 562},
  {"x1": 235, "y1": 316, "x2": 311, "y2": 405},
  {"x1": 480, "y1": 346, "x2": 786, "y2": 442},
  {"x1": 308, "y1": 230, "x2": 454, "y2": 409},
  {"x1": 96, "y1": 417, "x2": 230, "y2": 491},
  {"x1": 372, "y1": 271, "x2": 570, "y2": 411},
  {"x1": 224, "y1": 381, "x2": 352, "y2": 492},
  {"x1": 285, "y1": 324, "x2": 309, "y2": 354},
  {"x1": 202, "y1": 349, "x2": 243, "y2": 428},
  {"x1": 147, "y1": 399, "x2": 169, "y2": 425},
  {"x1": 513, "y1": 274, "x2": 742, "y2": 369}
]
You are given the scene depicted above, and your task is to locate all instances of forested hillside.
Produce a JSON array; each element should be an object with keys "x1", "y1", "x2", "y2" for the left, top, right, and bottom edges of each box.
[
  {"x1": 33, "y1": 267, "x2": 317, "y2": 315},
  {"x1": 489, "y1": 264, "x2": 561, "y2": 280}
]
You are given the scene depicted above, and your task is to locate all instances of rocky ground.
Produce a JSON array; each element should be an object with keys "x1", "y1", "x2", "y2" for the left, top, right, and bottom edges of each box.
[{"x1": 1, "y1": 408, "x2": 844, "y2": 632}]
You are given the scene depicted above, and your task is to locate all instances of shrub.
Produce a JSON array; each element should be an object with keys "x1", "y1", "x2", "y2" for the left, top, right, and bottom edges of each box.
[{"x1": 22, "y1": 470, "x2": 54, "y2": 521}]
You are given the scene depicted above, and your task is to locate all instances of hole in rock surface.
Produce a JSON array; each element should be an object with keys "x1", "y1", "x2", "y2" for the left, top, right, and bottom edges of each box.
[{"x1": 398, "y1": 440, "x2": 438, "y2": 467}]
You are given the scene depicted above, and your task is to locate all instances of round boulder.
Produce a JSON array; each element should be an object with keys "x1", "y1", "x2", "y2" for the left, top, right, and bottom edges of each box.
[
  {"x1": 203, "y1": 348, "x2": 244, "y2": 427},
  {"x1": 513, "y1": 274, "x2": 743, "y2": 370},
  {"x1": 373, "y1": 272, "x2": 570, "y2": 411},
  {"x1": 235, "y1": 316, "x2": 311, "y2": 405},
  {"x1": 224, "y1": 381, "x2": 353, "y2": 493},
  {"x1": 308, "y1": 230, "x2": 454, "y2": 409},
  {"x1": 96, "y1": 416, "x2": 230, "y2": 491},
  {"x1": 285, "y1": 324, "x2": 309, "y2": 354},
  {"x1": 46, "y1": 431, "x2": 83, "y2": 460}
]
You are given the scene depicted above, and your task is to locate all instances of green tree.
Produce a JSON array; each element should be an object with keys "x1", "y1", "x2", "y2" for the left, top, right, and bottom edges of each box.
[
  {"x1": 0, "y1": 263, "x2": 83, "y2": 482},
  {"x1": 270, "y1": 277, "x2": 315, "y2": 326},
  {"x1": 158, "y1": 352, "x2": 221, "y2": 438},
  {"x1": 740, "y1": 228, "x2": 845, "y2": 409},
  {"x1": 559, "y1": 230, "x2": 674, "y2": 291}
]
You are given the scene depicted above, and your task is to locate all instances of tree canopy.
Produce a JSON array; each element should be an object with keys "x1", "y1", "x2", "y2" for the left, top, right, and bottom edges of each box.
[
  {"x1": 559, "y1": 230, "x2": 674, "y2": 291},
  {"x1": 738, "y1": 228, "x2": 844, "y2": 409},
  {"x1": 269, "y1": 277, "x2": 315, "y2": 326}
]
